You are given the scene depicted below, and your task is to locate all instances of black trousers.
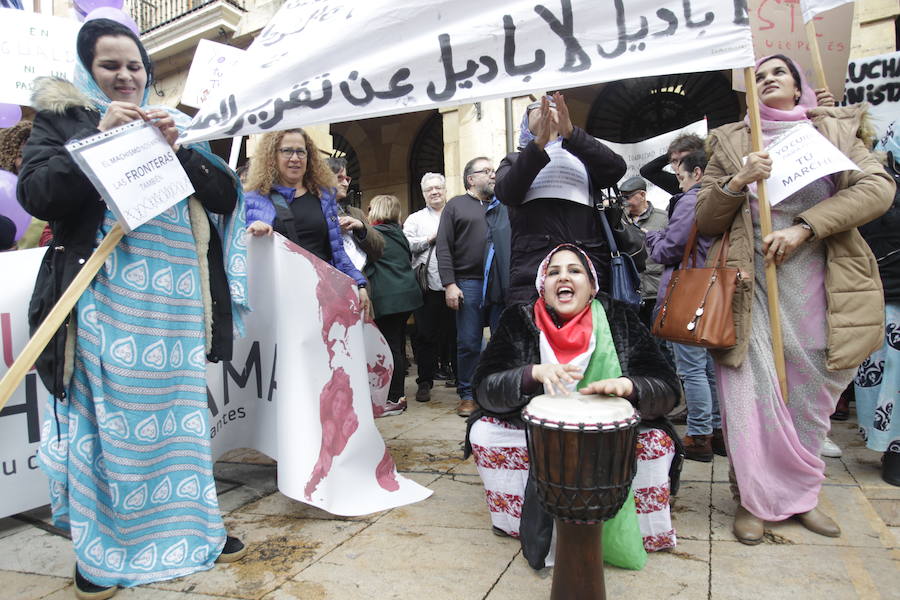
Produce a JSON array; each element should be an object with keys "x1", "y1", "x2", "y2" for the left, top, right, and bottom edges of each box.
[
  {"x1": 412, "y1": 289, "x2": 456, "y2": 385},
  {"x1": 375, "y1": 311, "x2": 410, "y2": 401}
]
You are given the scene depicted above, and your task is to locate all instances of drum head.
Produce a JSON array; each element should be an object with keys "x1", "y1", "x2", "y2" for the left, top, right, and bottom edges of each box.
[{"x1": 522, "y1": 392, "x2": 638, "y2": 431}]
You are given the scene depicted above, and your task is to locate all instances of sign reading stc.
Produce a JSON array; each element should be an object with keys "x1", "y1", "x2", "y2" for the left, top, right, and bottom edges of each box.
[{"x1": 180, "y1": 0, "x2": 755, "y2": 143}]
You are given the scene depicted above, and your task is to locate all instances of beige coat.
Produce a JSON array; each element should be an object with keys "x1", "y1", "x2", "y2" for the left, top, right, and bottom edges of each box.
[{"x1": 696, "y1": 105, "x2": 896, "y2": 371}]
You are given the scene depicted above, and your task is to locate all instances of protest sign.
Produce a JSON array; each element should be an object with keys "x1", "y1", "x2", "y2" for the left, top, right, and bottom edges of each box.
[
  {"x1": 599, "y1": 119, "x2": 708, "y2": 208},
  {"x1": 181, "y1": 39, "x2": 246, "y2": 109},
  {"x1": 736, "y1": 0, "x2": 853, "y2": 97},
  {"x1": 523, "y1": 142, "x2": 591, "y2": 207},
  {"x1": 0, "y1": 236, "x2": 428, "y2": 519},
  {"x1": 841, "y1": 51, "x2": 899, "y2": 143},
  {"x1": 180, "y1": 0, "x2": 754, "y2": 144},
  {"x1": 0, "y1": 8, "x2": 80, "y2": 106},
  {"x1": 66, "y1": 121, "x2": 195, "y2": 234},
  {"x1": 764, "y1": 122, "x2": 859, "y2": 206}
]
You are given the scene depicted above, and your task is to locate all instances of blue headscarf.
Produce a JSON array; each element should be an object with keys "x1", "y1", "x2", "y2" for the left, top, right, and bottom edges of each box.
[{"x1": 73, "y1": 56, "x2": 250, "y2": 331}]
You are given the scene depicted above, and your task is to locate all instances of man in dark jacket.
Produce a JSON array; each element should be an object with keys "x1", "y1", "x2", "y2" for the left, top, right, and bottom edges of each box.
[{"x1": 436, "y1": 156, "x2": 507, "y2": 417}]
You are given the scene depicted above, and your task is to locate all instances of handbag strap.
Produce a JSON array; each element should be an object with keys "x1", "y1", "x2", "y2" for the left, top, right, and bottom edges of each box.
[
  {"x1": 269, "y1": 191, "x2": 301, "y2": 245},
  {"x1": 679, "y1": 224, "x2": 731, "y2": 270},
  {"x1": 598, "y1": 203, "x2": 621, "y2": 256}
]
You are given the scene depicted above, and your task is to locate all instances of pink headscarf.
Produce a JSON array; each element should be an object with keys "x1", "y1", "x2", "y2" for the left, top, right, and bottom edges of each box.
[
  {"x1": 745, "y1": 54, "x2": 817, "y2": 125},
  {"x1": 534, "y1": 243, "x2": 600, "y2": 298}
]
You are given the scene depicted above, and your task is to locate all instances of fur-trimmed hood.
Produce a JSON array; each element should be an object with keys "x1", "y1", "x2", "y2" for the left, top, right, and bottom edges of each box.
[{"x1": 31, "y1": 76, "x2": 95, "y2": 114}]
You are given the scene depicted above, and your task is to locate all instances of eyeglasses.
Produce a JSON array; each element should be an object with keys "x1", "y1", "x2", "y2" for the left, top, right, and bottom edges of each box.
[
  {"x1": 278, "y1": 147, "x2": 308, "y2": 158},
  {"x1": 423, "y1": 185, "x2": 444, "y2": 193},
  {"x1": 470, "y1": 167, "x2": 495, "y2": 177}
]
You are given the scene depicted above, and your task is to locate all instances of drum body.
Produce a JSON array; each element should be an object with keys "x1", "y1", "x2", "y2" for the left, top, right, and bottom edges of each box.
[{"x1": 522, "y1": 393, "x2": 639, "y2": 524}]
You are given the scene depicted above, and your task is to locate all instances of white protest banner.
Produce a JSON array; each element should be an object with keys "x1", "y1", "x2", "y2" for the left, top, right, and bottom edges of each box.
[
  {"x1": 0, "y1": 248, "x2": 53, "y2": 518},
  {"x1": 599, "y1": 119, "x2": 708, "y2": 208},
  {"x1": 66, "y1": 121, "x2": 195, "y2": 234},
  {"x1": 523, "y1": 142, "x2": 590, "y2": 207},
  {"x1": 841, "y1": 51, "x2": 899, "y2": 143},
  {"x1": 764, "y1": 122, "x2": 859, "y2": 206},
  {"x1": 180, "y1": 0, "x2": 754, "y2": 144},
  {"x1": 0, "y1": 236, "x2": 427, "y2": 519},
  {"x1": 181, "y1": 39, "x2": 246, "y2": 110},
  {"x1": 0, "y1": 8, "x2": 80, "y2": 106},
  {"x1": 736, "y1": 0, "x2": 853, "y2": 97}
]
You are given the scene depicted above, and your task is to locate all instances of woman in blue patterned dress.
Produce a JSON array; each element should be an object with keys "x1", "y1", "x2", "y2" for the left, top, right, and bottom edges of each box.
[{"x1": 17, "y1": 18, "x2": 249, "y2": 599}]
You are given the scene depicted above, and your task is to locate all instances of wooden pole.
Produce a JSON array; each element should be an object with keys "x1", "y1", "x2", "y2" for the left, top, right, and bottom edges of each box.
[
  {"x1": 0, "y1": 223, "x2": 125, "y2": 410},
  {"x1": 805, "y1": 21, "x2": 829, "y2": 91},
  {"x1": 744, "y1": 67, "x2": 789, "y2": 405}
]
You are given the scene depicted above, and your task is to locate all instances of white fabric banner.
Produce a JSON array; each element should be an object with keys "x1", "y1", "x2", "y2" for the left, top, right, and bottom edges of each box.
[
  {"x1": 0, "y1": 236, "x2": 430, "y2": 519},
  {"x1": 180, "y1": 0, "x2": 754, "y2": 143},
  {"x1": 599, "y1": 119, "x2": 708, "y2": 208},
  {"x1": 764, "y1": 122, "x2": 860, "y2": 206}
]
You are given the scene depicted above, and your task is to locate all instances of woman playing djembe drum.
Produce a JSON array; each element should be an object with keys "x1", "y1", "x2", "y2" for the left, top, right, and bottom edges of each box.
[{"x1": 465, "y1": 244, "x2": 681, "y2": 570}]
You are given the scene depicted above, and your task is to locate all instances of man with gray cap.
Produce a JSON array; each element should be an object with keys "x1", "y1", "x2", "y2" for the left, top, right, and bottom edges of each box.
[{"x1": 620, "y1": 176, "x2": 667, "y2": 329}]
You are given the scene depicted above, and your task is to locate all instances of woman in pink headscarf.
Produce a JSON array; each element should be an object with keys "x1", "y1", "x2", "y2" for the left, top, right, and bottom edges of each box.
[{"x1": 696, "y1": 54, "x2": 895, "y2": 544}]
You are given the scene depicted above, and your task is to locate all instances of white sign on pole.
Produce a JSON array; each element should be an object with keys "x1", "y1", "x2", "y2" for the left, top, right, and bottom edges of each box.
[
  {"x1": 764, "y1": 122, "x2": 859, "y2": 206},
  {"x1": 65, "y1": 121, "x2": 195, "y2": 234},
  {"x1": 181, "y1": 39, "x2": 246, "y2": 110},
  {"x1": 180, "y1": 0, "x2": 754, "y2": 144},
  {"x1": 0, "y1": 8, "x2": 80, "y2": 106},
  {"x1": 800, "y1": 0, "x2": 854, "y2": 23},
  {"x1": 599, "y1": 119, "x2": 708, "y2": 208},
  {"x1": 0, "y1": 236, "x2": 429, "y2": 519}
]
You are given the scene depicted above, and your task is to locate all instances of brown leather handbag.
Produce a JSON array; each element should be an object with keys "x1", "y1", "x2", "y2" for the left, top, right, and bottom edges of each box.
[{"x1": 652, "y1": 226, "x2": 740, "y2": 348}]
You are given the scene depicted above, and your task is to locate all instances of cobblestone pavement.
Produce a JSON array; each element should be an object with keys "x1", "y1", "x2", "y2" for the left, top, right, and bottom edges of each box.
[{"x1": 1, "y1": 372, "x2": 897, "y2": 599}]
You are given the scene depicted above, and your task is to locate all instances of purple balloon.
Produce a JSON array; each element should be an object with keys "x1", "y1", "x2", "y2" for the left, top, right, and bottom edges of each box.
[
  {"x1": 0, "y1": 103, "x2": 22, "y2": 129},
  {"x1": 0, "y1": 170, "x2": 32, "y2": 242},
  {"x1": 76, "y1": 0, "x2": 124, "y2": 12},
  {"x1": 84, "y1": 7, "x2": 139, "y2": 36}
]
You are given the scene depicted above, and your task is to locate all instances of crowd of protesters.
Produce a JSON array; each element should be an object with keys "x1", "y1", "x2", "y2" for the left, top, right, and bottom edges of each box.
[{"x1": 2, "y1": 25, "x2": 898, "y2": 597}]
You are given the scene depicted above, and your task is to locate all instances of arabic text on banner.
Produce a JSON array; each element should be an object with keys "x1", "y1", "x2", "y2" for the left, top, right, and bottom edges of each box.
[{"x1": 180, "y1": 0, "x2": 754, "y2": 143}]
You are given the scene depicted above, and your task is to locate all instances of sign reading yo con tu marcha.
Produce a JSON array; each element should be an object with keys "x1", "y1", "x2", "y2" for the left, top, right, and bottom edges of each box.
[
  {"x1": 65, "y1": 121, "x2": 195, "y2": 234},
  {"x1": 0, "y1": 8, "x2": 79, "y2": 106},
  {"x1": 764, "y1": 122, "x2": 859, "y2": 206},
  {"x1": 180, "y1": 0, "x2": 755, "y2": 143}
]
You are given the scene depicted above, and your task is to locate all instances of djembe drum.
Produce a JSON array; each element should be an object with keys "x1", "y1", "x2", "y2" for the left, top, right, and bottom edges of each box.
[{"x1": 522, "y1": 393, "x2": 640, "y2": 600}]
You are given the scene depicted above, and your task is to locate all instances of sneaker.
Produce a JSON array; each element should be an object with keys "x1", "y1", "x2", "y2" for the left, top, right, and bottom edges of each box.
[
  {"x1": 415, "y1": 382, "x2": 432, "y2": 403},
  {"x1": 456, "y1": 398, "x2": 476, "y2": 417},
  {"x1": 444, "y1": 377, "x2": 458, "y2": 388},
  {"x1": 216, "y1": 536, "x2": 248, "y2": 563},
  {"x1": 821, "y1": 436, "x2": 842, "y2": 458},
  {"x1": 383, "y1": 397, "x2": 408, "y2": 416},
  {"x1": 711, "y1": 428, "x2": 727, "y2": 457},
  {"x1": 74, "y1": 567, "x2": 117, "y2": 600},
  {"x1": 683, "y1": 434, "x2": 713, "y2": 462},
  {"x1": 434, "y1": 368, "x2": 450, "y2": 381}
]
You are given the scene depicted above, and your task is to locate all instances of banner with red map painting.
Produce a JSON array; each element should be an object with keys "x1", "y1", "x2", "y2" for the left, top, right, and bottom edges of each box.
[{"x1": 0, "y1": 238, "x2": 431, "y2": 519}]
